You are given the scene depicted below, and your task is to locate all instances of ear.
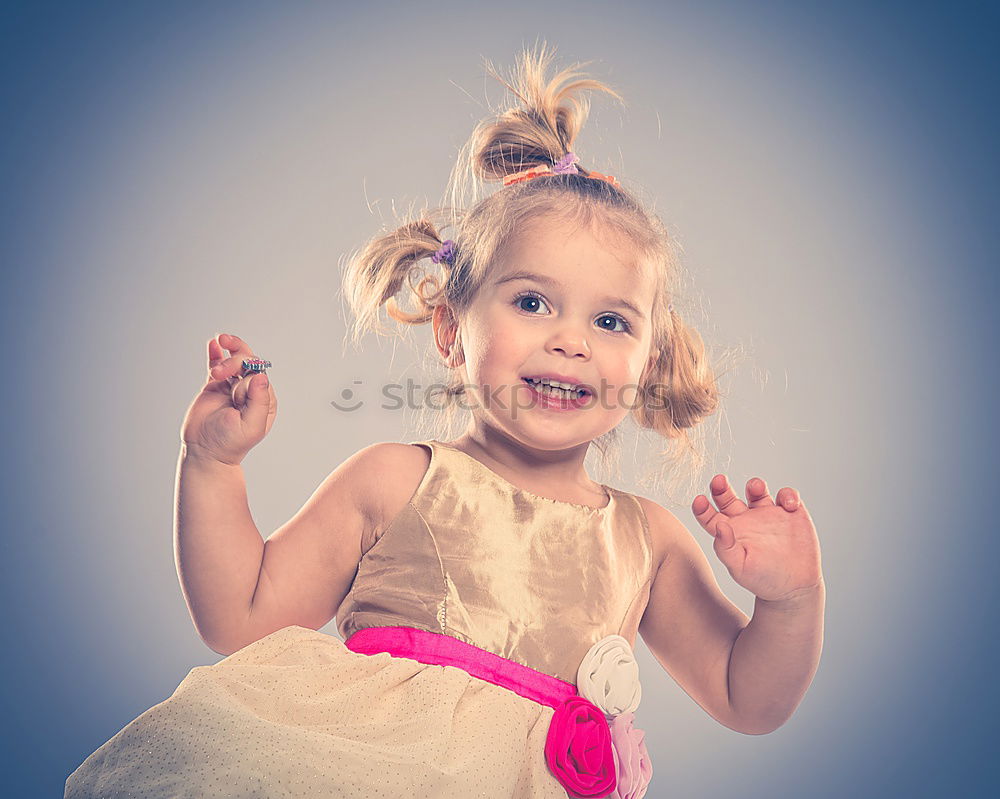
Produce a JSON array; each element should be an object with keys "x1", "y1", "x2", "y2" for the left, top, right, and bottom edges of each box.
[{"x1": 432, "y1": 304, "x2": 465, "y2": 368}]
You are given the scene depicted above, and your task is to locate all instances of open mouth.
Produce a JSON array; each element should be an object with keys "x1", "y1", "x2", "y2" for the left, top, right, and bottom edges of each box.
[{"x1": 521, "y1": 377, "x2": 591, "y2": 400}]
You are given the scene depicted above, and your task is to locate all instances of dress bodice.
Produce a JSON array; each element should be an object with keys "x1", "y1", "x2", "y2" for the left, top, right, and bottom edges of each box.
[{"x1": 336, "y1": 439, "x2": 655, "y2": 683}]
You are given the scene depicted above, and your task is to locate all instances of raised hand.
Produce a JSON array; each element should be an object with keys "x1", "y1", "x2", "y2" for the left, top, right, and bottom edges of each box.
[
  {"x1": 180, "y1": 333, "x2": 278, "y2": 466},
  {"x1": 691, "y1": 475, "x2": 823, "y2": 602}
]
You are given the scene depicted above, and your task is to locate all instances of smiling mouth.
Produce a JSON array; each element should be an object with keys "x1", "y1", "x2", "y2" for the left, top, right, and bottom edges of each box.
[{"x1": 521, "y1": 377, "x2": 591, "y2": 399}]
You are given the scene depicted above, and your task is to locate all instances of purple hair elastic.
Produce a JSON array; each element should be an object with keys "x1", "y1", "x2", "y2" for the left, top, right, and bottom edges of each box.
[
  {"x1": 432, "y1": 239, "x2": 455, "y2": 265},
  {"x1": 552, "y1": 152, "x2": 580, "y2": 174}
]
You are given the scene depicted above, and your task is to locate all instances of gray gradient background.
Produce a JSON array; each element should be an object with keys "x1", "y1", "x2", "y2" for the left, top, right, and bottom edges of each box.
[{"x1": 3, "y1": 0, "x2": 996, "y2": 796}]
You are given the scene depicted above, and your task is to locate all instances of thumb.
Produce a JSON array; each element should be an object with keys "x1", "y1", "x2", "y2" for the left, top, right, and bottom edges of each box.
[
  {"x1": 239, "y1": 373, "x2": 271, "y2": 429},
  {"x1": 712, "y1": 519, "x2": 745, "y2": 578},
  {"x1": 714, "y1": 519, "x2": 736, "y2": 551}
]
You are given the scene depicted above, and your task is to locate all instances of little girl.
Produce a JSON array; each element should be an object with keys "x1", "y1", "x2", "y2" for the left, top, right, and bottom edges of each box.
[{"x1": 66, "y1": 45, "x2": 824, "y2": 798}]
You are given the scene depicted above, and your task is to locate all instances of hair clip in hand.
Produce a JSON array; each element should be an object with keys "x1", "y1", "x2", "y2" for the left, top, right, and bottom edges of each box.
[{"x1": 241, "y1": 358, "x2": 272, "y2": 375}]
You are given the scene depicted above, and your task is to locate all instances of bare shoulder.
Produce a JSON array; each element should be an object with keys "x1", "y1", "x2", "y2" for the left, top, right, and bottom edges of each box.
[
  {"x1": 634, "y1": 494, "x2": 686, "y2": 572},
  {"x1": 351, "y1": 441, "x2": 431, "y2": 551},
  {"x1": 238, "y1": 440, "x2": 430, "y2": 649}
]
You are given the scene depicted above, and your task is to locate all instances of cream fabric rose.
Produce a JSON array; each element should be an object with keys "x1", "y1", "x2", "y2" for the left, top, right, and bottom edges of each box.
[{"x1": 576, "y1": 634, "x2": 641, "y2": 716}]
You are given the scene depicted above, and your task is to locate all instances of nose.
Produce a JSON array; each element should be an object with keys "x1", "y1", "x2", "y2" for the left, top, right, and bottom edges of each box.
[{"x1": 545, "y1": 325, "x2": 591, "y2": 360}]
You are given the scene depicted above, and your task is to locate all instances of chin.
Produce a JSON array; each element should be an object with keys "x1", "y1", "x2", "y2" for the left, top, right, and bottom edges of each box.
[{"x1": 507, "y1": 425, "x2": 595, "y2": 450}]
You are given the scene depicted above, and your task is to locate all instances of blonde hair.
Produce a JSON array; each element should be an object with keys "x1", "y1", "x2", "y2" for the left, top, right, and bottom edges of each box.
[{"x1": 340, "y1": 43, "x2": 729, "y2": 501}]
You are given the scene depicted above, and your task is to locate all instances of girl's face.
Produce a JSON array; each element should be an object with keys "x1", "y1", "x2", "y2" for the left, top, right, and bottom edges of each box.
[{"x1": 438, "y1": 218, "x2": 660, "y2": 451}]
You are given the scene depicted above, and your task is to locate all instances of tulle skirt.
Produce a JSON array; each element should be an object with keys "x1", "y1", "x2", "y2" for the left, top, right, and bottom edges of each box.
[{"x1": 65, "y1": 625, "x2": 569, "y2": 798}]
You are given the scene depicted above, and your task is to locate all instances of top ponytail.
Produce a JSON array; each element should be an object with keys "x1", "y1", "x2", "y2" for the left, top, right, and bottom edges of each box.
[{"x1": 468, "y1": 48, "x2": 623, "y2": 182}]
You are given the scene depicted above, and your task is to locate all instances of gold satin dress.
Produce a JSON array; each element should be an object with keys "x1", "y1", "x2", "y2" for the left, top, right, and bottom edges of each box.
[{"x1": 65, "y1": 439, "x2": 655, "y2": 798}]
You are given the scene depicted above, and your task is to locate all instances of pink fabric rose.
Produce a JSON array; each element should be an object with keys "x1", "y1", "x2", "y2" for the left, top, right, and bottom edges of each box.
[
  {"x1": 607, "y1": 712, "x2": 653, "y2": 799},
  {"x1": 544, "y1": 695, "x2": 617, "y2": 797}
]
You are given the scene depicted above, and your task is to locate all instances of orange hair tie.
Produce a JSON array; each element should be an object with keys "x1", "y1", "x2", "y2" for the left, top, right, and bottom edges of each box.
[
  {"x1": 502, "y1": 165, "x2": 556, "y2": 186},
  {"x1": 501, "y1": 156, "x2": 621, "y2": 189},
  {"x1": 584, "y1": 170, "x2": 621, "y2": 189}
]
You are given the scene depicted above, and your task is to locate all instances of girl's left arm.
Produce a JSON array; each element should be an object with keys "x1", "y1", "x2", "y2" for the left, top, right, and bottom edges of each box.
[
  {"x1": 726, "y1": 578, "x2": 825, "y2": 734},
  {"x1": 692, "y1": 474, "x2": 825, "y2": 734}
]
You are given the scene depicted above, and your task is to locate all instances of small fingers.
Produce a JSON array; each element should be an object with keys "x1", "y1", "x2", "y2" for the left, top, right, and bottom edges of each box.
[
  {"x1": 692, "y1": 493, "x2": 728, "y2": 538},
  {"x1": 709, "y1": 474, "x2": 748, "y2": 517},
  {"x1": 210, "y1": 334, "x2": 256, "y2": 379},
  {"x1": 211, "y1": 358, "x2": 235, "y2": 379},
  {"x1": 746, "y1": 477, "x2": 776, "y2": 508},
  {"x1": 220, "y1": 333, "x2": 254, "y2": 359},
  {"x1": 207, "y1": 337, "x2": 228, "y2": 381},
  {"x1": 776, "y1": 487, "x2": 799, "y2": 511},
  {"x1": 207, "y1": 336, "x2": 233, "y2": 366}
]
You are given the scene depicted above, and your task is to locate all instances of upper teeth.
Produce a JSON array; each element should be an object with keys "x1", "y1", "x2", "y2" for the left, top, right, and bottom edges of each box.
[{"x1": 528, "y1": 377, "x2": 581, "y2": 391}]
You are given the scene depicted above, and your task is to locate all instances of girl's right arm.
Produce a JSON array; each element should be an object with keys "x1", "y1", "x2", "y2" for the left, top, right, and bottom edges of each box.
[
  {"x1": 176, "y1": 440, "x2": 391, "y2": 656},
  {"x1": 175, "y1": 445, "x2": 268, "y2": 653},
  {"x1": 176, "y1": 334, "x2": 389, "y2": 656},
  {"x1": 174, "y1": 333, "x2": 277, "y2": 653}
]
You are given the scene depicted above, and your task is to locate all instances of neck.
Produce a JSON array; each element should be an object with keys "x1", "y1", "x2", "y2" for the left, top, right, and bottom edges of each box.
[{"x1": 455, "y1": 422, "x2": 598, "y2": 491}]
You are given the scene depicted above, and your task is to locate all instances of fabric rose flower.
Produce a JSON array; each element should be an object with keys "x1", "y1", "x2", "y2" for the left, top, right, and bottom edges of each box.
[
  {"x1": 544, "y1": 695, "x2": 617, "y2": 797},
  {"x1": 577, "y1": 634, "x2": 642, "y2": 717},
  {"x1": 607, "y1": 711, "x2": 653, "y2": 799}
]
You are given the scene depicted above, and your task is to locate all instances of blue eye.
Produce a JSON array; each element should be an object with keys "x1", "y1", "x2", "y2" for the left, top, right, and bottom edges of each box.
[
  {"x1": 511, "y1": 291, "x2": 632, "y2": 335},
  {"x1": 596, "y1": 314, "x2": 631, "y2": 334},
  {"x1": 513, "y1": 291, "x2": 549, "y2": 314}
]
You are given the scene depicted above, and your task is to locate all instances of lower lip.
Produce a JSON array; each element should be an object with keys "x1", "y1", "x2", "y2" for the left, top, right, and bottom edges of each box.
[{"x1": 522, "y1": 379, "x2": 591, "y2": 411}]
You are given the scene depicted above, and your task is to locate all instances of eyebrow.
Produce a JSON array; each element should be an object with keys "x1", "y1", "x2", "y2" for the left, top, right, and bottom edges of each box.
[{"x1": 494, "y1": 270, "x2": 647, "y2": 321}]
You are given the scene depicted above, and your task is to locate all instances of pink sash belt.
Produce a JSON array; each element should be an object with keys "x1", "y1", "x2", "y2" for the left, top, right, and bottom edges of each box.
[{"x1": 345, "y1": 625, "x2": 619, "y2": 797}]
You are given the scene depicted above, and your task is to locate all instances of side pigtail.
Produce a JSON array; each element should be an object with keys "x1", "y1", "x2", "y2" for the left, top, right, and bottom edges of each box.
[
  {"x1": 342, "y1": 218, "x2": 454, "y2": 346},
  {"x1": 633, "y1": 308, "x2": 720, "y2": 438}
]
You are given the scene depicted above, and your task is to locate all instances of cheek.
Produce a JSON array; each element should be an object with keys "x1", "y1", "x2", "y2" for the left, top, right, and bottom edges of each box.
[
  {"x1": 461, "y1": 327, "x2": 507, "y2": 376},
  {"x1": 471, "y1": 314, "x2": 525, "y2": 357},
  {"x1": 602, "y1": 344, "x2": 649, "y2": 383}
]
